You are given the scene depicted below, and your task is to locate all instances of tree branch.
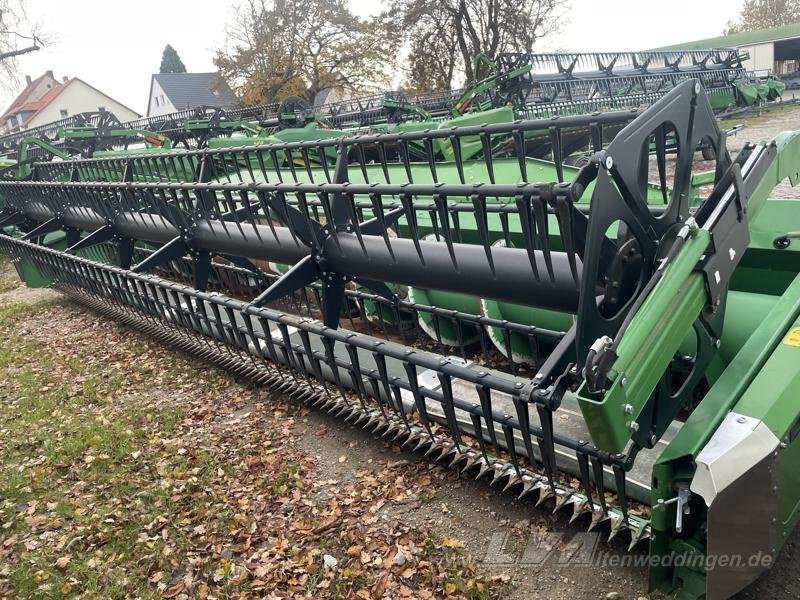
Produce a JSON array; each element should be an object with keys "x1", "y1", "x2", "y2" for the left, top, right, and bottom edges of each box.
[{"x1": 0, "y1": 43, "x2": 39, "y2": 61}]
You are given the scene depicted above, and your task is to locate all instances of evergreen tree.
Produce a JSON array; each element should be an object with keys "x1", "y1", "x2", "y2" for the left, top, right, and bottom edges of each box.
[{"x1": 159, "y1": 44, "x2": 187, "y2": 73}]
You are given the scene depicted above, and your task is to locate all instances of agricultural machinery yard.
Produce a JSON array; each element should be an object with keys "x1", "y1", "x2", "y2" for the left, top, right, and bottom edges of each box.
[{"x1": 1, "y1": 22, "x2": 800, "y2": 599}]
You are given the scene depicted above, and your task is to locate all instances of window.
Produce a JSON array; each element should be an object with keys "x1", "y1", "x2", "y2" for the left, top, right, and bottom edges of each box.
[
  {"x1": 160, "y1": 94, "x2": 165, "y2": 104},
  {"x1": 60, "y1": 109, "x2": 68, "y2": 117},
  {"x1": 154, "y1": 96, "x2": 160, "y2": 107}
]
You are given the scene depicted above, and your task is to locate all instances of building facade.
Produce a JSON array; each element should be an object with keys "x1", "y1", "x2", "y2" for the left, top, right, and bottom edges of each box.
[
  {"x1": 146, "y1": 73, "x2": 239, "y2": 117},
  {"x1": 1, "y1": 71, "x2": 140, "y2": 134},
  {"x1": 656, "y1": 23, "x2": 800, "y2": 76}
]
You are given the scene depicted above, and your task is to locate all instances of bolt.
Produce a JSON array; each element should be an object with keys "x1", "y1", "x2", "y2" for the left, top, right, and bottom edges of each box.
[
  {"x1": 620, "y1": 377, "x2": 627, "y2": 387},
  {"x1": 605, "y1": 155, "x2": 613, "y2": 170},
  {"x1": 694, "y1": 82, "x2": 702, "y2": 94},
  {"x1": 514, "y1": 382, "x2": 523, "y2": 388},
  {"x1": 624, "y1": 404, "x2": 633, "y2": 415},
  {"x1": 714, "y1": 338, "x2": 721, "y2": 348},
  {"x1": 781, "y1": 442, "x2": 788, "y2": 449},
  {"x1": 650, "y1": 435, "x2": 658, "y2": 445},
  {"x1": 736, "y1": 416, "x2": 747, "y2": 424},
  {"x1": 535, "y1": 373, "x2": 543, "y2": 379},
  {"x1": 629, "y1": 422, "x2": 639, "y2": 432}
]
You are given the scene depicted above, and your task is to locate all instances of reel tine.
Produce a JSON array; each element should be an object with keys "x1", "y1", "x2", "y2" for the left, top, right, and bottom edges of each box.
[
  {"x1": 471, "y1": 193, "x2": 495, "y2": 275},
  {"x1": 613, "y1": 465, "x2": 630, "y2": 525},
  {"x1": 512, "y1": 396, "x2": 536, "y2": 473},
  {"x1": 553, "y1": 192, "x2": 580, "y2": 284},
  {"x1": 369, "y1": 191, "x2": 394, "y2": 261},
  {"x1": 501, "y1": 424, "x2": 521, "y2": 477},
  {"x1": 476, "y1": 384, "x2": 500, "y2": 454},
  {"x1": 436, "y1": 372, "x2": 462, "y2": 451},
  {"x1": 321, "y1": 336, "x2": 348, "y2": 401},
  {"x1": 548, "y1": 126, "x2": 564, "y2": 183},
  {"x1": 344, "y1": 343, "x2": 367, "y2": 407},
  {"x1": 532, "y1": 191, "x2": 555, "y2": 281},
  {"x1": 576, "y1": 450, "x2": 596, "y2": 512},
  {"x1": 346, "y1": 191, "x2": 367, "y2": 254},
  {"x1": 515, "y1": 193, "x2": 540, "y2": 281},
  {"x1": 590, "y1": 456, "x2": 609, "y2": 516},
  {"x1": 448, "y1": 135, "x2": 466, "y2": 183},
  {"x1": 423, "y1": 137, "x2": 438, "y2": 183},
  {"x1": 479, "y1": 130, "x2": 495, "y2": 183},
  {"x1": 399, "y1": 193, "x2": 424, "y2": 265},
  {"x1": 372, "y1": 350, "x2": 395, "y2": 417},
  {"x1": 468, "y1": 410, "x2": 489, "y2": 464},
  {"x1": 433, "y1": 192, "x2": 458, "y2": 270},
  {"x1": 298, "y1": 329, "x2": 328, "y2": 395},
  {"x1": 535, "y1": 403, "x2": 559, "y2": 490},
  {"x1": 512, "y1": 128, "x2": 527, "y2": 181},
  {"x1": 390, "y1": 384, "x2": 413, "y2": 435}
]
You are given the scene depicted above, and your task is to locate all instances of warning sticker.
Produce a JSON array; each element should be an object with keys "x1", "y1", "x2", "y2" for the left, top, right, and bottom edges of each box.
[{"x1": 784, "y1": 327, "x2": 800, "y2": 348}]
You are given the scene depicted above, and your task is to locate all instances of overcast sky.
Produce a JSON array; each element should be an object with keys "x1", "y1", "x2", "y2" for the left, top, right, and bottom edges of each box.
[{"x1": 3, "y1": 0, "x2": 745, "y2": 115}]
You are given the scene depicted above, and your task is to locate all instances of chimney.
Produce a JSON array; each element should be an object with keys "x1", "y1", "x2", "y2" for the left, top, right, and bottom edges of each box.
[
  {"x1": 45, "y1": 70, "x2": 54, "y2": 79},
  {"x1": 62, "y1": 76, "x2": 68, "y2": 83},
  {"x1": 25, "y1": 75, "x2": 31, "y2": 85}
]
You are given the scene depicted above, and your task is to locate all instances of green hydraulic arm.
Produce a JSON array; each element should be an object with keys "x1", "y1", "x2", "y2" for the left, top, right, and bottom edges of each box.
[
  {"x1": 58, "y1": 125, "x2": 173, "y2": 149},
  {"x1": 451, "y1": 53, "x2": 532, "y2": 117},
  {"x1": 14, "y1": 137, "x2": 72, "y2": 180}
]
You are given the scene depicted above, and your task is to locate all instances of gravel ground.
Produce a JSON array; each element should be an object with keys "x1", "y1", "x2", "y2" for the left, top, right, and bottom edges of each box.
[{"x1": 719, "y1": 102, "x2": 800, "y2": 199}]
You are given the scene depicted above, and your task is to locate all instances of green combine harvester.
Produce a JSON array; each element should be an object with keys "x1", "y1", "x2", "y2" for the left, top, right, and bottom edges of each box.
[{"x1": 0, "y1": 51, "x2": 798, "y2": 600}]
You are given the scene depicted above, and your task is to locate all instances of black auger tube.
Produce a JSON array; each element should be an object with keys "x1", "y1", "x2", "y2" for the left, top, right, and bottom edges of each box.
[
  {"x1": 16, "y1": 199, "x2": 582, "y2": 313},
  {"x1": 322, "y1": 234, "x2": 581, "y2": 312}
]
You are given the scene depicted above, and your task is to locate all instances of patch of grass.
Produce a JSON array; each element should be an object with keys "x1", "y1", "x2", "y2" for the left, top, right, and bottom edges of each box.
[
  {"x1": 0, "y1": 309, "x2": 216, "y2": 598},
  {"x1": 0, "y1": 296, "x2": 511, "y2": 599}
]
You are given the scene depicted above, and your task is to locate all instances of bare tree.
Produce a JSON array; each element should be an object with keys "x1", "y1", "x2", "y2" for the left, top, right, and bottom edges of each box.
[
  {"x1": 0, "y1": 0, "x2": 44, "y2": 88},
  {"x1": 390, "y1": 0, "x2": 567, "y2": 91},
  {"x1": 725, "y1": 0, "x2": 800, "y2": 34}
]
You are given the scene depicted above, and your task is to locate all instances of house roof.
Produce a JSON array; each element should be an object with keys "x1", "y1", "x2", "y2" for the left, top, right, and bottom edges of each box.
[
  {"x1": 1, "y1": 79, "x2": 69, "y2": 129},
  {"x1": 1, "y1": 73, "x2": 141, "y2": 132},
  {"x1": 0, "y1": 73, "x2": 58, "y2": 122},
  {"x1": 151, "y1": 72, "x2": 238, "y2": 111},
  {"x1": 654, "y1": 22, "x2": 800, "y2": 51}
]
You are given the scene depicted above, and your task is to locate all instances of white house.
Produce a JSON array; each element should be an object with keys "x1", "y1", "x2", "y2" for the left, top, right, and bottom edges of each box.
[
  {"x1": 147, "y1": 72, "x2": 239, "y2": 117},
  {"x1": 0, "y1": 71, "x2": 140, "y2": 134}
]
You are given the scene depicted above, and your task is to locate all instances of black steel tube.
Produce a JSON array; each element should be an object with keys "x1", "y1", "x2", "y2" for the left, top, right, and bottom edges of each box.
[
  {"x1": 16, "y1": 195, "x2": 580, "y2": 311},
  {"x1": 323, "y1": 234, "x2": 581, "y2": 312}
]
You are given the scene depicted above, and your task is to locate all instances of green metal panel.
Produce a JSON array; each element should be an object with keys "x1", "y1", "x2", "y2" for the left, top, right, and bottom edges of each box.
[
  {"x1": 649, "y1": 271, "x2": 800, "y2": 597},
  {"x1": 729, "y1": 315, "x2": 800, "y2": 546},
  {"x1": 576, "y1": 229, "x2": 710, "y2": 453}
]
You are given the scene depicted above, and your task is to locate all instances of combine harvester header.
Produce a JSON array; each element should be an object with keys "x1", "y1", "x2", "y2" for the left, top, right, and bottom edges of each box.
[
  {"x1": 0, "y1": 60, "x2": 798, "y2": 600},
  {"x1": 0, "y1": 48, "x2": 783, "y2": 161}
]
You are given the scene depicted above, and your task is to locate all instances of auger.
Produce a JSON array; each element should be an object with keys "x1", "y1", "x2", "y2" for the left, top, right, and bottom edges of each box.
[{"x1": 1, "y1": 79, "x2": 799, "y2": 600}]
